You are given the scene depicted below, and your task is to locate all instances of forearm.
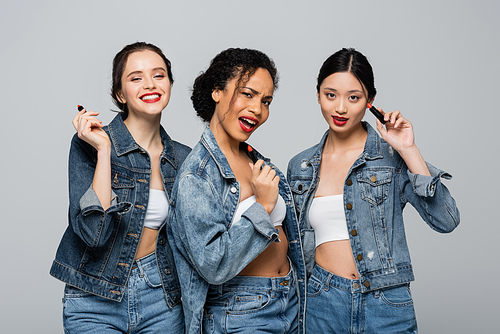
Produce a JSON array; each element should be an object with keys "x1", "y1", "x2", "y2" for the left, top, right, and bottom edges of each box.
[
  {"x1": 92, "y1": 146, "x2": 112, "y2": 210},
  {"x1": 399, "y1": 145, "x2": 430, "y2": 176}
]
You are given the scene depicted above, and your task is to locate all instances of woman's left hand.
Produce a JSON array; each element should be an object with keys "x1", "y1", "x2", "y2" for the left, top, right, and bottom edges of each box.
[{"x1": 375, "y1": 108, "x2": 416, "y2": 154}]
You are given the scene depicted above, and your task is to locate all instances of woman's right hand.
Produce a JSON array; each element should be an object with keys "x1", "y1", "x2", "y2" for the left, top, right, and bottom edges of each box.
[
  {"x1": 250, "y1": 160, "x2": 280, "y2": 215},
  {"x1": 72, "y1": 106, "x2": 110, "y2": 151}
]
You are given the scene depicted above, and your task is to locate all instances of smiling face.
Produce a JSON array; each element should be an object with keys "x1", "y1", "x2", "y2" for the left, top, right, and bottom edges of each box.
[
  {"x1": 318, "y1": 71, "x2": 371, "y2": 134},
  {"x1": 118, "y1": 50, "x2": 172, "y2": 120},
  {"x1": 209, "y1": 67, "x2": 274, "y2": 145}
]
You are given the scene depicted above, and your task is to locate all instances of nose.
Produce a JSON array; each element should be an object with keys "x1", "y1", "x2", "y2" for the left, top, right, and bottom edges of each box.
[
  {"x1": 248, "y1": 99, "x2": 262, "y2": 116},
  {"x1": 336, "y1": 99, "x2": 347, "y2": 114},
  {"x1": 143, "y1": 76, "x2": 156, "y2": 89}
]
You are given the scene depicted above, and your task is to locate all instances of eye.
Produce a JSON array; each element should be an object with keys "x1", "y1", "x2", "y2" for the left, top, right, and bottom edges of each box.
[
  {"x1": 262, "y1": 100, "x2": 271, "y2": 106},
  {"x1": 154, "y1": 73, "x2": 165, "y2": 79},
  {"x1": 349, "y1": 95, "x2": 360, "y2": 101},
  {"x1": 242, "y1": 92, "x2": 252, "y2": 98},
  {"x1": 326, "y1": 92, "x2": 335, "y2": 99}
]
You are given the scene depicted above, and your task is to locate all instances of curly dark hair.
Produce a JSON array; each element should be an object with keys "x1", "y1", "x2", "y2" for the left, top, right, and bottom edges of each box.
[
  {"x1": 111, "y1": 42, "x2": 174, "y2": 119},
  {"x1": 191, "y1": 48, "x2": 279, "y2": 122}
]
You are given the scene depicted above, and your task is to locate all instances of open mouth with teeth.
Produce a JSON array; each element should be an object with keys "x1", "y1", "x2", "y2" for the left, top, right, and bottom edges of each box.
[
  {"x1": 239, "y1": 116, "x2": 259, "y2": 133},
  {"x1": 140, "y1": 93, "x2": 161, "y2": 103}
]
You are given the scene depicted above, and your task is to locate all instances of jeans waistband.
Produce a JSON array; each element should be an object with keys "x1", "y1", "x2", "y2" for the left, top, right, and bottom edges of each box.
[
  {"x1": 312, "y1": 263, "x2": 361, "y2": 292},
  {"x1": 213, "y1": 263, "x2": 294, "y2": 292},
  {"x1": 131, "y1": 252, "x2": 156, "y2": 272}
]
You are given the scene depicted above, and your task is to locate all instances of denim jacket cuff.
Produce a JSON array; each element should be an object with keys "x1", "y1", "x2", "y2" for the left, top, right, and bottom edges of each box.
[
  {"x1": 242, "y1": 202, "x2": 279, "y2": 240},
  {"x1": 80, "y1": 186, "x2": 132, "y2": 216},
  {"x1": 407, "y1": 162, "x2": 452, "y2": 197}
]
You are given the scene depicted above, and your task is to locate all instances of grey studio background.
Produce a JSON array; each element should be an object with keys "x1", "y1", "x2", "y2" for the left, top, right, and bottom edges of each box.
[{"x1": 1, "y1": 0, "x2": 497, "y2": 333}]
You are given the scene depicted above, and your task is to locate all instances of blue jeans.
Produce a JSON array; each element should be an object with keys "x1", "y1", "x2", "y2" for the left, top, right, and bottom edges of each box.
[
  {"x1": 62, "y1": 252, "x2": 184, "y2": 333},
  {"x1": 306, "y1": 264, "x2": 417, "y2": 334},
  {"x1": 203, "y1": 266, "x2": 298, "y2": 334}
]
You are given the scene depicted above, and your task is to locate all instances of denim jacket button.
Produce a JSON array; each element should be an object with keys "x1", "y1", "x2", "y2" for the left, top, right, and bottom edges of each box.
[
  {"x1": 364, "y1": 281, "x2": 370, "y2": 288},
  {"x1": 370, "y1": 175, "x2": 377, "y2": 182},
  {"x1": 346, "y1": 179, "x2": 353, "y2": 186},
  {"x1": 356, "y1": 254, "x2": 363, "y2": 261},
  {"x1": 351, "y1": 229, "x2": 358, "y2": 236},
  {"x1": 161, "y1": 157, "x2": 167, "y2": 164},
  {"x1": 346, "y1": 203, "x2": 353, "y2": 210},
  {"x1": 230, "y1": 186, "x2": 237, "y2": 194},
  {"x1": 298, "y1": 183, "x2": 303, "y2": 191}
]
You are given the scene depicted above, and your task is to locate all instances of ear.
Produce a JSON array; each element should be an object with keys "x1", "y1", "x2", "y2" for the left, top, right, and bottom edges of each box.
[
  {"x1": 368, "y1": 95, "x2": 375, "y2": 105},
  {"x1": 316, "y1": 91, "x2": 321, "y2": 104},
  {"x1": 117, "y1": 91, "x2": 126, "y2": 104},
  {"x1": 212, "y1": 89, "x2": 220, "y2": 103}
]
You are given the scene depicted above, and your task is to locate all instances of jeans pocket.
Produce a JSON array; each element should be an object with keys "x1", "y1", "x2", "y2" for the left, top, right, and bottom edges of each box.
[
  {"x1": 306, "y1": 274, "x2": 324, "y2": 297},
  {"x1": 379, "y1": 284, "x2": 414, "y2": 307},
  {"x1": 142, "y1": 266, "x2": 163, "y2": 288},
  {"x1": 228, "y1": 290, "x2": 271, "y2": 314}
]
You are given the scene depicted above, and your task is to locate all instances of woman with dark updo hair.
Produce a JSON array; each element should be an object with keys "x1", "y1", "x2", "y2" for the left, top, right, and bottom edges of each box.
[
  {"x1": 287, "y1": 48, "x2": 460, "y2": 333},
  {"x1": 168, "y1": 48, "x2": 306, "y2": 334},
  {"x1": 50, "y1": 42, "x2": 190, "y2": 333}
]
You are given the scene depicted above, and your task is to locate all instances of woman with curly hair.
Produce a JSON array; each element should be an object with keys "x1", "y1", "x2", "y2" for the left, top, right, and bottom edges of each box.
[{"x1": 167, "y1": 48, "x2": 306, "y2": 334}]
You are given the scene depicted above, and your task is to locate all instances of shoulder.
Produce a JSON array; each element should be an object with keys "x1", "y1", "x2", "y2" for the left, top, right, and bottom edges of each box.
[
  {"x1": 288, "y1": 142, "x2": 321, "y2": 171},
  {"x1": 172, "y1": 140, "x2": 191, "y2": 163}
]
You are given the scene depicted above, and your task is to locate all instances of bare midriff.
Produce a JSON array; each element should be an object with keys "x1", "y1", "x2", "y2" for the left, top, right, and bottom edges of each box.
[
  {"x1": 315, "y1": 240, "x2": 359, "y2": 280},
  {"x1": 238, "y1": 226, "x2": 290, "y2": 277},
  {"x1": 135, "y1": 227, "x2": 158, "y2": 259}
]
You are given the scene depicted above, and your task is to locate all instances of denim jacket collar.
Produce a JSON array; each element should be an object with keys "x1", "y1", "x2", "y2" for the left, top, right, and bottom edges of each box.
[
  {"x1": 200, "y1": 125, "x2": 271, "y2": 180},
  {"x1": 306, "y1": 122, "x2": 383, "y2": 170},
  {"x1": 107, "y1": 114, "x2": 180, "y2": 168}
]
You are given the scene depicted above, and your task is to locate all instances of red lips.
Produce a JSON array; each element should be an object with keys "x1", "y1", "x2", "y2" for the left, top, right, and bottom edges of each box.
[
  {"x1": 140, "y1": 93, "x2": 161, "y2": 103},
  {"x1": 332, "y1": 116, "x2": 348, "y2": 126},
  {"x1": 239, "y1": 116, "x2": 259, "y2": 133}
]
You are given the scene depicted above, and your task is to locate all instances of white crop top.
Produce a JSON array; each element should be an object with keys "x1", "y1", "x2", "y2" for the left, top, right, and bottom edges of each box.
[
  {"x1": 143, "y1": 188, "x2": 169, "y2": 230},
  {"x1": 233, "y1": 195, "x2": 286, "y2": 227},
  {"x1": 308, "y1": 195, "x2": 349, "y2": 247}
]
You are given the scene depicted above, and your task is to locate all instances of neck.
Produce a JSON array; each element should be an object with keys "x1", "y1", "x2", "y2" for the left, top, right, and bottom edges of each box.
[
  {"x1": 324, "y1": 122, "x2": 367, "y2": 154},
  {"x1": 123, "y1": 113, "x2": 163, "y2": 151}
]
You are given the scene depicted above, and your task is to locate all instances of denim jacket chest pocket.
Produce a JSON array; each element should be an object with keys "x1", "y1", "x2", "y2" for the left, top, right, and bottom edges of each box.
[
  {"x1": 289, "y1": 178, "x2": 313, "y2": 215},
  {"x1": 110, "y1": 167, "x2": 135, "y2": 204},
  {"x1": 356, "y1": 170, "x2": 392, "y2": 206}
]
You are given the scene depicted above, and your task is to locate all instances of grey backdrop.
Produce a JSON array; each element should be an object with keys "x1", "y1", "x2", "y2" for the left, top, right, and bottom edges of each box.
[{"x1": 1, "y1": 0, "x2": 497, "y2": 332}]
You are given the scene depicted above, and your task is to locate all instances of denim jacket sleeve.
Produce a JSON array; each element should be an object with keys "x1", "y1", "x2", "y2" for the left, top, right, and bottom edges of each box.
[
  {"x1": 172, "y1": 172, "x2": 279, "y2": 285},
  {"x1": 401, "y1": 161, "x2": 460, "y2": 233},
  {"x1": 68, "y1": 134, "x2": 132, "y2": 248}
]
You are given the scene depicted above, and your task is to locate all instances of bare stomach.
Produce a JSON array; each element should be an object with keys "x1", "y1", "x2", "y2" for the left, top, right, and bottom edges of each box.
[
  {"x1": 135, "y1": 227, "x2": 158, "y2": 259},
  {"x1": 238, "y1": 226, "x2": 290, "y2": 277},
  {"x1": 315, "y1": 240, "x2": 359, "y2": 279}
]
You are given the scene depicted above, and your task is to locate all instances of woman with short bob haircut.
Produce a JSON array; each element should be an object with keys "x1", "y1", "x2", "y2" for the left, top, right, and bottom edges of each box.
[
  {"x1": 50, "y1": 42, "x2": 190, "y2": 333},
  {"x1": 168, "y1": 48, "x2": 306, "y2": 334},
  {"x1": 287, "y1": 48, "x2": 460, "y2": 333}
]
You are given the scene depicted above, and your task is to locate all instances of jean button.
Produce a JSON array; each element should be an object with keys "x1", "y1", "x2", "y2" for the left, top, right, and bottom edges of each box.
[
  {"x1": 230, "y1": 186, "x2": 237, "y2": 194},
  {"x1": 353, "y1": 282, "x2": 360, "y2": 289},
  {"x1": 161, "y1": 157, "x2": 167, "y2": 164}
]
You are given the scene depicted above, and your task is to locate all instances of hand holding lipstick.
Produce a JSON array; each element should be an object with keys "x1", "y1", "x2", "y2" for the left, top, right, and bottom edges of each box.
[
  {"x1": 250, "y1": 159, "x2": 280, "y2": 215},
  {"x1": 73, "y1": 105, "x2": 110, "y2": 151}
]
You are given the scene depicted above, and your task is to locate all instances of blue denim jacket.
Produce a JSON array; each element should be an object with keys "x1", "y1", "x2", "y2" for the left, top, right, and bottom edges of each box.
[
  {"x1": 50, "y1": 114, "x2": 191, "y2": 305},
  {"x1": 167, "y1": 126, "x2": 307, "y2": 334},
  {"x1": 287, "y1": 122, "x2": 459, "y2": 292}
]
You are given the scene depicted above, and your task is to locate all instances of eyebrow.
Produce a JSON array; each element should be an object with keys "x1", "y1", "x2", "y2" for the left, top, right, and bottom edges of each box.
[
  {"x1": 243, "y1": 86, "x2": 273, "y2": 100},
  {"x1": 126, "y1": 67, "x2": 167, "y2": 78},
  {"x1": 323, "y1": 87, "x2": 363, "y2": 94}
]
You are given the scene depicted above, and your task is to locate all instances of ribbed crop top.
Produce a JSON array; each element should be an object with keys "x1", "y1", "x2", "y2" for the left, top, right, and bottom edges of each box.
[
  {"x1": 143, "y1": 188, "x2": 169, "y2": 230},
  {"x1": 233, "y1": 195, "x2": 286, "y2": 227},
  {"x1": 308, "y1": 194, "x2": 349, "y2": 247}
]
